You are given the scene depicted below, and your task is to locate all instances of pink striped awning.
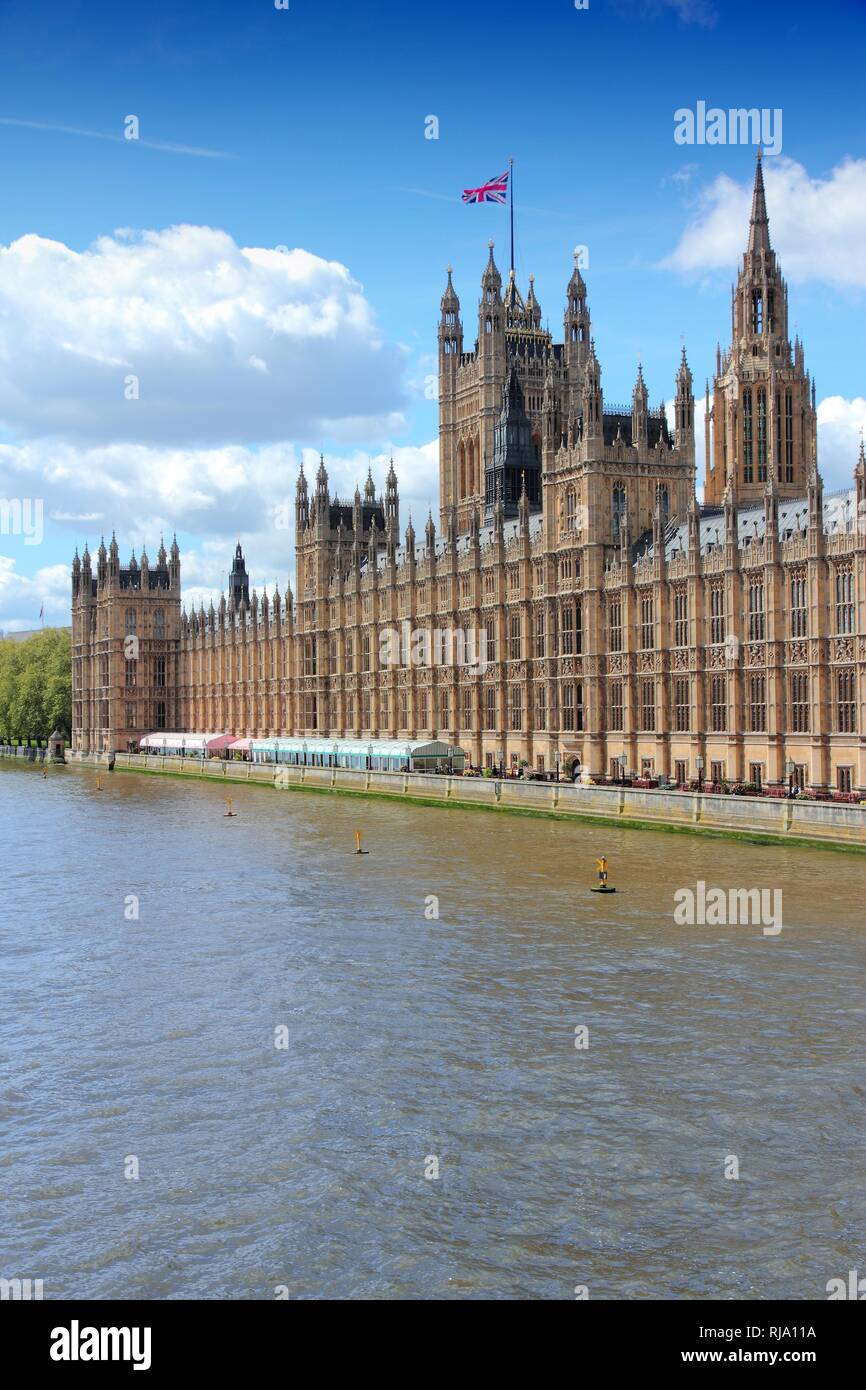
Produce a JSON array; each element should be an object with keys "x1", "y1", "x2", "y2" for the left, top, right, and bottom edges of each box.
[{"x1": 206, "y1": 735, "x2": 241, "y2": 753}]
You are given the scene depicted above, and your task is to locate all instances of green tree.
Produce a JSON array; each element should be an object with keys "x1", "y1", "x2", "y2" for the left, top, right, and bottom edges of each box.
[{"x1": 0, "y1": 629, "x2": 71, "y2": 741}]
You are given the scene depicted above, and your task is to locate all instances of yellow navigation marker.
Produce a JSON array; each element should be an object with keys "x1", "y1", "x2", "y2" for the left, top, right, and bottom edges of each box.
[
  {"x1": 590, "y1": 855, "x2": 616, "y2": 894},
  {"x1": 355, "y1": 830, "x2": 369, "y2": 855},
  {"x1": 224, "y1": 797, "x2": 237, "y2": 818},
  {"x1": 95, "y1": 776, "x2": 102, "y2": 792}
]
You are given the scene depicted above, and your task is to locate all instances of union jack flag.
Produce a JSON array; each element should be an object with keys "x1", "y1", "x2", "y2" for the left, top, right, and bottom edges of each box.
[{"x1": 462, "y1": 169, "x2": 509, "y2": 204}]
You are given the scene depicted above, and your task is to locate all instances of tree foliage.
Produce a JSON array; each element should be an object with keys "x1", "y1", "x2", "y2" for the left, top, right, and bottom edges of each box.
[{"x1": 0, "y1": 629, "x2": 72, "y2": 740}]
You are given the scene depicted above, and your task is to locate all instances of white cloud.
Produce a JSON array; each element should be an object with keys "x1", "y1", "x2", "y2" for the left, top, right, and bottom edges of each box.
[
  {"x1": 0, "y1": 226, "x2": 408, "y2": 445},
  {"x1": 816, "y1": 396, "x2": 866, "y2": 491},
  {"x1": 0, "y1": 436, "x2": 439, "y2": 626},
  {"x1": 662, "y1": 157, "x2": 866, "y2": 289},
  {"x1": 0, "y1": 557, "x2": 69, "y2": 631}
]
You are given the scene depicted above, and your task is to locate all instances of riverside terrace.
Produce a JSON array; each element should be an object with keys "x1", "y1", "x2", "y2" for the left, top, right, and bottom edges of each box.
[
  {"x1": 5, "y1": 743, "x2": 861, "y2": 850},
  {"x1": 4, "y1": 729, "x2": 864, "y2": 803}
]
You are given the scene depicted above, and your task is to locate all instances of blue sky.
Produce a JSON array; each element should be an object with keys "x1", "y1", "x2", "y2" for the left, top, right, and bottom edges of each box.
[{"x1": 1, "y1": 0, "x2": 865, "y2": 626}]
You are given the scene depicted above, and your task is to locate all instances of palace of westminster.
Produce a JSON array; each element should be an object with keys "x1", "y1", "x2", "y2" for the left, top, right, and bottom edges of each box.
[{"x1": 72, "y1": 156, "x2": 865, "y2": 793}]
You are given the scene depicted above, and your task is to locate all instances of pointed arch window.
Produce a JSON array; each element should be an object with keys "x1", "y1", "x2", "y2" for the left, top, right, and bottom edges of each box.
[
  {"x1": 752, "y1": 290, "x2": 763, "y2": 334},
  {"x1": 612, "y1": 482, "x2": 626, "y2": 539},
  {"x1": 757, "y1": 388, "x2": 767, "y2": 482},
  {"x1": 785, "y1": 392, "x2": 794, "y2": 482},
  {"x1": 743, "y1": 388, "x2": 753, "y2": 483}
]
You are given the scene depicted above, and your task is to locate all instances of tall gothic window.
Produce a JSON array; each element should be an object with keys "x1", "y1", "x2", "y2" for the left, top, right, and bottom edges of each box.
[
  {"x1": 612, "y1": 483, "x2": 626, "y2": 539},
  {"x1": 674, "y1": 588, "x2": 688, "y2": 647},
  {"x1": 790, "y1": 672, "x2": 810, "y2": 732},
  {"x1": 461, "y1": 686, "x2": 472, "y2": 731},
  {"x1": 785, "y1": 392, "x2": 794, "y2": 482},
  {"x1": 835, "y1": 566, "x2": 854, "y2": 634},
  {"x1": 561, "y1": 601, "x2": 582, "y2": 656},
  {"x1": 790, "y1": 571, "x2": 808, "y2": 637},
  {"x1": 484, "y1": 686, "x2": 495, "y2": 730},
  {"x1": 609, "y1": 599, "x2": 622, "y2": 653},
  {"x1": 710, "y1": 584, "x2": 726, "y2": 645},
  {"x1": 534, "y1": 610, "x2": 545, "y2": 659},
  {"x1": 508, "y1": 684, "x2": 522, "y2": 731},
  {"x1": 640, "y1": 593, "x2": 654, "y2": 650},
  {"x1": 674, "y1": 677, "x2": 690, "y2": 732},
  {"x1": 836, "y1": 670, "x2": 856, "y2": 733},
  {"x1": 748, "y1": 579, "x2": 765, "y2": 641},
  {"x1": 743, "y1": 389, "x2": 753, "y2": 484},
  {"x1": 757, "y1": 389, "x2": 767, "y2": 482},
  {"x1": 608, "y1": 681, "x2": 623, "y2": 732},
  {"x1": 640, "y1": 679, "x2": 655, "y2": 732},
  {"x1": 749, "y1": 675, "x2": 766, "y2": 732},
  {"x1": 711, "y1": 675, "x2": 727, "y2": 732},
  {"x1": 509, "y1": 613, "x2": 521, "y2": 660}
]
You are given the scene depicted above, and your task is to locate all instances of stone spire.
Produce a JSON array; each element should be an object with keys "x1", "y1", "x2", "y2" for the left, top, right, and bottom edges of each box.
[
  {"x1": 525, "y1": 274, "x2": 541, "y2": 329},
  {"x1": 295, "y1": 462, "x2": 309, "y2": 529},
  {"x1": 481, "y1": 239, "x2": 502, "y2": 299},
  {"x1": 632, "y1": 362, "x2": 648, "y2": 448},
  {"x1": 747, "y1": 148, "x2": 771, "y2": 256}
]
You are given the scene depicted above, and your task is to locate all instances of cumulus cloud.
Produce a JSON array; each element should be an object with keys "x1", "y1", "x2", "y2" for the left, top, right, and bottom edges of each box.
[
  {"x1": 662, "y1": 157, "x2": 866, "y2": 289},
  {"x1": 0, "y1": 557, "x2": 69, "y2": 632},
  {"x1": 0, "y1": 436, "x2": 439, "y2": 626},
  {"x1": 816, "y1": 396, "x2": 866, "y2": 491},
  {"x1": 0, "y1": 226, "x2": 408, "y2": 445}
]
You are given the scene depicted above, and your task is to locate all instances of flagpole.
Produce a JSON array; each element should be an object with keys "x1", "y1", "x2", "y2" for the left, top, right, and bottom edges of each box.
[{"x1": 509, "y1": 157, "x2": 515, "y2": 274}]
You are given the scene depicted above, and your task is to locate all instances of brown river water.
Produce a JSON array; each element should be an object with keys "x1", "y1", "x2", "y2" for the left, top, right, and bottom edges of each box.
[{"x1": 0, "y1": 760, "x2": 863, "y2": 1299}]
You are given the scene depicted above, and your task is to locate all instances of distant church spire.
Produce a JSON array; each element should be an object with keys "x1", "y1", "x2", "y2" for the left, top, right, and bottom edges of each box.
[{"x1": 229, "y1": 542, "x2": 250, "y2": 608}]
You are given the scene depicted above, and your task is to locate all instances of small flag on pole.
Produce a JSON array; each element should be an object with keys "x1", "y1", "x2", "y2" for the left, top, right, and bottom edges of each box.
[{"x1": 462, "y1": 169, "x2": 509, "y2": 204}]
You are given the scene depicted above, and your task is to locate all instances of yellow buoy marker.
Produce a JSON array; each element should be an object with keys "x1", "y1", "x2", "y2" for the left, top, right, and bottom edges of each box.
[
  {"x1": 590, "y1": 855, "x2": 616, "y2": 894},
  {"x1": 224, "y1": 797, "x2": 237, "y2": 818},
  {"x1": 355, "y1": 829, "x2": 369, "y2": 855},
  {"x1": 95, "y1": 776, "x2": 102, "y2": 792}
]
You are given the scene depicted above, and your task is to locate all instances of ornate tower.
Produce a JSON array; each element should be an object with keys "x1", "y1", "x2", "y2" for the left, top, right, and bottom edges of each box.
[
  {"x1": 484, "y1": 367, "x2": 542, "y2": 519},
  {"x1": 705, "y1": 151, "x2": 816, "y2": 505},
  {"x1": 71, "y1": 536, "x2": 182, "y2": 754},
  {"x1": 229, "y1": 542, "x2": 250, "y2": 608}
]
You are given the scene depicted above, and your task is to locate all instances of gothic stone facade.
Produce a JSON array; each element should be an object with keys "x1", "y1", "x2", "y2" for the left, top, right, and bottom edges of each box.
[{"x1": 72, "y1": 157, "x2": 866, "y2": 794}]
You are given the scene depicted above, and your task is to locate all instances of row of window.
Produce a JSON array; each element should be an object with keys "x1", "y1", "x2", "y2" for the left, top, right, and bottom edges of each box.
[
  {"x1": 275, "y1": 668, "x2": 858, "y2": 737},
  {"x1": 605, "y1": 670, "x2": 856, "y2": 735}
]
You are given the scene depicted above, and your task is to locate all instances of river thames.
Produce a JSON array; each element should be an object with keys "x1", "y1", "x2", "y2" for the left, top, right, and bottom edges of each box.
[{"x1": 1, "y1": 760, "x2": 863, "y2": 1300}]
